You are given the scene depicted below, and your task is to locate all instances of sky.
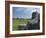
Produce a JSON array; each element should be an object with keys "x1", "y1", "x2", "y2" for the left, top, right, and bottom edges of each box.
[{"x1": 12, "y1": 7, "x2": 40, "y2": 19}]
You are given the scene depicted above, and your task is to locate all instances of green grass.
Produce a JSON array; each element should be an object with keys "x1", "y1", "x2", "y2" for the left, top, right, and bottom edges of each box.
[{"x1": 12, "y1": 19, "x2": 30, "y2": 31}]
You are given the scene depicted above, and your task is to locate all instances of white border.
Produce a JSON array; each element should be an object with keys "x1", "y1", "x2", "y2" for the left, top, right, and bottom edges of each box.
[{"x1": 10, "y1": 4, "x2": 43, "y2": 34}]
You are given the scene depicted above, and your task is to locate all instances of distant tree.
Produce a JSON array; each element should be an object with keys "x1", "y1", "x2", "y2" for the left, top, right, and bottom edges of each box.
[{"x1": 16, "y1": 17, "x2": 19, "y2": 19}]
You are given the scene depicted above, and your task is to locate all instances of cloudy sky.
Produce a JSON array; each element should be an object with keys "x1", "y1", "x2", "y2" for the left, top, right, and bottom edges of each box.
[{"x1": 12, "y1": 7, "x2": 40, "y2": 19}]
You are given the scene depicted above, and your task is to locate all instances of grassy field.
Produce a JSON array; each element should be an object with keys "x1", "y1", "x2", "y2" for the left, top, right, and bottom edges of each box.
[{"x1": 12, "y1": 19, "x2": 30, "y2": 31}]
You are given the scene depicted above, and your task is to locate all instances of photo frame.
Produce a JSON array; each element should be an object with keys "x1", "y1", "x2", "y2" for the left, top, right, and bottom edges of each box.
[{"x1": 5, "y1": 1, "x2": 45, "y2": 37}]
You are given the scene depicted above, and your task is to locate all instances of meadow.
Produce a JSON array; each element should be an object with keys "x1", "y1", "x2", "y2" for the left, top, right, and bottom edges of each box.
[{"x1": 12, "y1": 19, "x2": 30, "y2": 31}]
